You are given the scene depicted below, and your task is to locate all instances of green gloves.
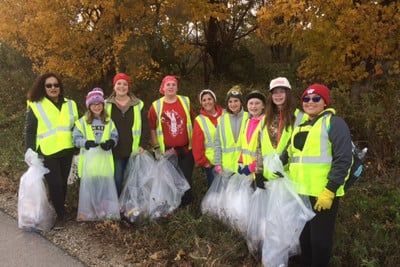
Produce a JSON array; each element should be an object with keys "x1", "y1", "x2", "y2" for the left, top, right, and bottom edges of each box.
[{"x1": 314, "y1": 188, "x2": 335, "y2": 212}]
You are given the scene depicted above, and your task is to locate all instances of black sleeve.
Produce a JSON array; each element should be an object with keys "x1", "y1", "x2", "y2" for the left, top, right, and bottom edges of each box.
[
  {"x1": 326, "y1": 116, "x2": 353, "y2": 192},
  {"x1": 279, "y1": 141, "x2": 290, "y2": 166},
  {"x1": 139, "y1": 106, "x2": 150, "y2": 149},
  {"x1": 25, "y1": 107, "x2": 37, "y2": 151}
]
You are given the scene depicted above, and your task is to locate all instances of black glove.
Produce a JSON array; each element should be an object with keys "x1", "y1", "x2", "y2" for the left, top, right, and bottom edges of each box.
[
  {"x1": 274, "y1": 171, "x2": 284, "y2": 178},
  {"x1": 85, "y1": 140, "x2": 98, "y2": 150},
  {"x1": 100, "y1": 139, "x2": 115, "y2": 151},
  {"x1": 255, "y1": 173, "x2": 266, "y2": 189}
]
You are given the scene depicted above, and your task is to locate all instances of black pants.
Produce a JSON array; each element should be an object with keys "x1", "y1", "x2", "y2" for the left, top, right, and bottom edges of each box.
[
  {"x1": 300, "y1": 196, "x2": 340, "y2": 267},
  {"x1": 43, "y1": 151, "x2": 74, "y2": 219},
  {"x1": 166, "y1": 147, "x2": 194, "y2": 206}
]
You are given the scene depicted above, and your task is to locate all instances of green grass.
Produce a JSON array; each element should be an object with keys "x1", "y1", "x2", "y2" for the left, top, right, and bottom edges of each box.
[{"x1": 2, "y1": 101, "x2": 400, "y2": 266}]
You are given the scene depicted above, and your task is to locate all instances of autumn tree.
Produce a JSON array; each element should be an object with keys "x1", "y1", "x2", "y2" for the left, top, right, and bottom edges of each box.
[
  {"x1": 257, "y1": 0, "x2": 400, "y2": 86},
  {"x1": 0, "y1": 0, "x2": 265, "y2": 87},
  {"x1": 0, "y1": 0, "x2": 162, "y2": 86}
]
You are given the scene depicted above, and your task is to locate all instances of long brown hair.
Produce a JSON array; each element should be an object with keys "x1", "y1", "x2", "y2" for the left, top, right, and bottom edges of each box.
[
  {"x1": 27, "y1": 73, "x2": 64, "y2": 102},
  {"x1": 263, "y1": 90, "x2": 295, "y2": 130},
  {"x1": 85, "y1": 107, "x2": 109, "y2": 125}
]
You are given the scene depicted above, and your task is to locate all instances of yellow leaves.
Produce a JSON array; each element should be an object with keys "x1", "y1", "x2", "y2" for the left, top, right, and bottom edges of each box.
[
  {"x1": 174, "y1": 248, "x2": 185, "y2": 261},
  {"x1": 257, "y1": 0, "x2": 400, "y2": 84},
  {"x1": 149, "y1": 249, "x2": 168, "y2": 260}
]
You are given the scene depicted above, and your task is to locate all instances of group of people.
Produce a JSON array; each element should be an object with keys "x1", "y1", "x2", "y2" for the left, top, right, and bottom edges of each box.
[
  {"x1": 191, "y1": 77, "x2": 353, "y2": 267},
  {"x1": 25, "y1": 71, "x2": 353, "y2": 267}
]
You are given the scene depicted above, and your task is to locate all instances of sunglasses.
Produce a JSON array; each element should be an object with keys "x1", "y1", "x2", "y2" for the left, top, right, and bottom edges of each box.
[
  {"x1": 45, "y1": 83, "x2": 60, "y2": 89},
  {"x1": 303, "y1": 95, "x2": 322, "y2": 103}
]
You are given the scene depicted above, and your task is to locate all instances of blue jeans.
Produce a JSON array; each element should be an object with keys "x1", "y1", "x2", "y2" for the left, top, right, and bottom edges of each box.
[
  {"x1": 114, "y1": 156, "x2": 129, "y2": 197},
  {"x1": 204, "y1": 166, "x2": 215, "y2": 188}
]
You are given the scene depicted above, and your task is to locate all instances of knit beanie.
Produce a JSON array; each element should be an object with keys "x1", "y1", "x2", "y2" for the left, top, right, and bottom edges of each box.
[
  {"x1": 301, "y1": 84, "x2": 330, "y2": 107},
  {"x1": 113, "y1": 73, "x2": 131, "y2": 87},
  {"x1": 86, "y1": 87, "x2": 104, "y2": 108},
  {"x1": 199, "y1": 89, "x2": 217, "y2": 103},
  {"x1": 246, "y1": 90, "x2": 267, "y2": 105},
  {"x1": 225, "y1": 85, "x2": 244, "y2": 104},
  {"x1": 159, "y1": 75, "x2": 178, "y2": 95},
  {"x1": 269, "y1": 77, "x2": 291, "y2": 91}
]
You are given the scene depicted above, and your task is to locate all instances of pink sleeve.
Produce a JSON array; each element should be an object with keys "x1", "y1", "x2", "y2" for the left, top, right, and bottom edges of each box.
[{"x1": 248, "y1": 160, "x2": 257, "y2": 173}]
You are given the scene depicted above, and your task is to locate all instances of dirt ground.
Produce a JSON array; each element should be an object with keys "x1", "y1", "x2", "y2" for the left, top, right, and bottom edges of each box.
[{"x1": 0, "y1": 184, "x2": 140, "y2": 267}]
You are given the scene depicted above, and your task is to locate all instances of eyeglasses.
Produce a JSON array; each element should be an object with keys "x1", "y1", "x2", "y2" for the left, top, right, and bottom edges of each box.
[
  {"x1": 303, "y1": 96, "x2": 322, "y2": 103},
  {"x1": 45, "y1": 83, "x2": 60, "y2": 89}
]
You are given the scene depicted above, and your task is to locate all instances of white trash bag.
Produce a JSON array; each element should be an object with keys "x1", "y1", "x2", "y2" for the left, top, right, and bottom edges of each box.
[
  {"x1": 201, "y1": 171, "x2": 231, "y2": 220},
  {"x1": 77, "y1": 147, "x2": 120, "y2": 221},
  {"x1": 222, "y1": 173, "x2": 254, "y2": 234},
  {"x1": 245, "y1": 187, "x2": 270, "y2": 256},
  {"x1": 18, "y1": 149, "x2": 56, "y2": 232},
  {"x1": 262, "y1": 177, "x2": 315, "y2": 267},
  {"x1": 119, "y1": 152, "x2": 155, "y2": 223},
  {"x1": 148, "y1": 154, "x2": 190, "y2": 220}
]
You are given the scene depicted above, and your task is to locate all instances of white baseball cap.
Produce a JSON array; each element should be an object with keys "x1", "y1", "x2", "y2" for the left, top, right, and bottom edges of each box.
[{"x1": 269, "y1": 77, "x2": 291, "y2": 91}]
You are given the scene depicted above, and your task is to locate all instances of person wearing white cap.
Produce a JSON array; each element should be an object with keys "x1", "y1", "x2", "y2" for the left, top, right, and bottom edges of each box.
[
  {"x1": 254, "y1": 77, "x2": 307, "y2": 188},
  {"x1": 192, "y1": 89, "x2": 223, "y2": 187}
]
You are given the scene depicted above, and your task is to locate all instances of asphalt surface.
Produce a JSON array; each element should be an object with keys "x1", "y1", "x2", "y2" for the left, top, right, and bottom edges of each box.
[{"x1": 0, "y1": 210, "x2": 87, "y2": 267}]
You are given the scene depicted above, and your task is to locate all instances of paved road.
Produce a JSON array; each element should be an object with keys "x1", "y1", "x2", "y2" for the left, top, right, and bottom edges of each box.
[{"x1": 0, "y1": 210, "x2": 87, "y2": 267}]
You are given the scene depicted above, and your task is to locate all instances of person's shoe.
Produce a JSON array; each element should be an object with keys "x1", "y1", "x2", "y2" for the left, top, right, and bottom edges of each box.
[{"x1": 53, "y1": 218, "x2": 65, "y2": 230}]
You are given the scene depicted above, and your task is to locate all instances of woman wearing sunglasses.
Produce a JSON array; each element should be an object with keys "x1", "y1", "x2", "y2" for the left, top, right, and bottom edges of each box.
[
  {"x1": 280, "y1": 84, "x2": 353, "y2": 266},
  {"x1": 25, "y1": 73, "x2": 79, "y2": 230}
]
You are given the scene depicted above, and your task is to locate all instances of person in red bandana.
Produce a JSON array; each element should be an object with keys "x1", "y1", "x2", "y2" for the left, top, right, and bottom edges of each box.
[{"x1": 147, "y1": 75, "x2": 196, "y2": 206}]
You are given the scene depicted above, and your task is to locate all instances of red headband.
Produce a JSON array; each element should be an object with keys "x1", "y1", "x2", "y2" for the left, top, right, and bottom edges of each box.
[{"x1": 159, "y1": 75, "x2": 178, "y2": 95}]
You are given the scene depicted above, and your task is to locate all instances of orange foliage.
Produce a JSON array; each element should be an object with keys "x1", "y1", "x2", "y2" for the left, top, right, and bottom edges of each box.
[{"x1": 257, "y1": 0, "x2": 400, "y2": 86}]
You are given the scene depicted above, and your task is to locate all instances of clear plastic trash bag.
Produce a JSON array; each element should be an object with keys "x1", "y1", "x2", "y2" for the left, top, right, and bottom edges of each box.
[
  {"x1": 119, "y1": 151, "x2": 155, "y2": 223},
  {"x1": 148, "y1": 154, "x2": 190, "y2": 220},
  {"x1": 200, "y1": 171, "x2": 231, "y2": 220},
  {"x1": 222, "y1": 173, "x2": 254, "y2": 234},
  {"x1": 245, "y1": 187, "x2": 270, "y2": 256},
  {"x1": 77, "y1": 147, "x2": 120, "y2": 221},
  {"x1": 18, "y1": 149, "x2": 56, "y2": 232},
  {"x1": 262, "y1": 177, "x2": 315, "y2": 267}
]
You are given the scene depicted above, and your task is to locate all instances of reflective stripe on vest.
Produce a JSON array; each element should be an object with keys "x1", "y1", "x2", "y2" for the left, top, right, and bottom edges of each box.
[
  {"x1": 75, "y1": 117, "x2": 114, "y2": 177},
  {"x1": 195, "y1": 114, "x2": 216, "y2": 164},
  {"x1": 153, "y1": 95, "x2": 193, "y2": 153},
  {"x1": 288, "y1": 110, "x2": 345, "y2": 196},
  {"x1": 29, "y1": 98, "x2": 77, "y2": 155},
  {"x1": 218, "y1": 111, "x2": 248, "y2": 172},
  {"x1": 261, "y1": 109, "x2": 307, "y2": 178},
  {"x1": 105, "y1": 101, "x2": 143, "y2": 154},
  {"x1": 131, "y1": 101, "x2": 143, "y2": 154},
  {"x1": 241, "y1": 116, "x2": 264, "y2": 165}
]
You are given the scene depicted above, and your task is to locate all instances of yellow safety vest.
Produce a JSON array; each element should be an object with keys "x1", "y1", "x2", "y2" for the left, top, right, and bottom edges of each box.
[
  {"x1": 152, "y1": 95, "x2": 193, "y2": 153},
  {"x1": 106, "y1": 101, "x2": 144, "y2": 154},
  {"x1": 195, "y1": 114, "x2": 217, "y2": 164},
  {"x1": 241, "y1": 115, "x2": 265, "y2": 167},
  {"x1": 28, "y1": 98, "x2": 78, "y2": 155},
  {"x1": 288, "y1": 109, "x2": 346, "y2": 197},
  {"x1": 217, "y1": 111, "x2": 249, "y2": 172},
  {"x1": 260, "y1": 109, "x2": 307, "y2": 178},
  {"x1": 74, "y1": 117, "x2": 115, "y2": 177}
]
